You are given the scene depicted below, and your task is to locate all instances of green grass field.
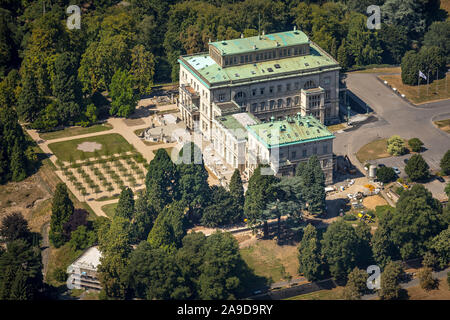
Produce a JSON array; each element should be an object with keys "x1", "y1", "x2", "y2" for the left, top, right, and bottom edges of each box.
[
  {"x1": 39, "y1": 123, "x2": 112, "y2": 140},
  {"x1": 101, "y1": 203, "x2": 118, "y2": 218},
  {"x1": 286, "y1": 287, "x2": 344, "y2": 300},
  {"x1": 434, "y1": 119, "x2": 450, "y2": 134},
  {"x1": 48, "y1": 133, "x2": 135, "y2": 162}
]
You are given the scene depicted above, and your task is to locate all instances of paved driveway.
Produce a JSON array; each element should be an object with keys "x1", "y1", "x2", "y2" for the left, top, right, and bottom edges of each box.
[{"x1": 334, "y1": 73, "x2": 450, "y2": 174}]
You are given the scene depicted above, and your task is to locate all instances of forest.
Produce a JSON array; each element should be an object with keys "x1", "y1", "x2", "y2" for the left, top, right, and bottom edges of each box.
[{"x1": 0, "y1": 0, "x2": 448, "y2": 181}]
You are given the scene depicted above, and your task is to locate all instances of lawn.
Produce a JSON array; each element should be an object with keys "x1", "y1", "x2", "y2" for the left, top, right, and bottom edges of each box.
[
  {"x1": 434, "y1": 119, "x2": 450, "y2": 134},
  {"x1": 403, "y1": 279, "x2": 450, "y2": 300},
  {"x1": 39, "y1": 123, "x2": 112, "y2": 140},
  {"x1": 378, "y1": 73, "x2": 450, "y2": 104},
  {"x1": 240, "y1": 240, "x2": 299, "y2": 284},
  {"x1": 286, "y1": 287, "x2": 344, "y2": 300},
  {"x1": 356, "y1": 138, "x2": 391, "y2": 163},
  {"x1": 48, "y1": 133, "x2": 135, "y2": 162},
  {"x1": 353, "y1": 66, "x2": 401, "y2": 74},
  {"x1": 46, "y1": 243, "x2": 83, "y2": 286},
  {"x1": 101, "y1": 203, "x2": 118, "y2": 218}
]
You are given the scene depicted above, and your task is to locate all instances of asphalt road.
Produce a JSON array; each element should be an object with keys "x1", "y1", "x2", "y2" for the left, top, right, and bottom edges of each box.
[{"x1": 334, "y1": 73, "x2": 450, "y2": 172}]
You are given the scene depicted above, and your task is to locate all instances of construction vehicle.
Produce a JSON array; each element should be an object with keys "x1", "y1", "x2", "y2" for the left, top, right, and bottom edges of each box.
[{"x1": 357, "y1": 211, "x2": 375, "y2": 223}]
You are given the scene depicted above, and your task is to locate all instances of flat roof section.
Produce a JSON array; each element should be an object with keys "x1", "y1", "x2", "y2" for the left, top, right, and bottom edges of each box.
[
  {"x1": 214, "y1": 101, "x2": 241, "y2": 115},
  {"x1": 210, "y1": 30, "x2": 309, "y2": 56},
  {"x1": 181, "y1": 42, "x2": 339, "y2": 86},
  {"x1": 217, "y1": 112, "x2": 259, "y2": 141},
  {"x1": 247, "y1": 115, "x2": 335, "y2": 148}
]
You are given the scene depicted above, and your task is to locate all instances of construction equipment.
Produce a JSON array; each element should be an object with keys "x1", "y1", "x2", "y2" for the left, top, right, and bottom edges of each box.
[{"x1": 344, "y1": 155, "x2": 357, "y2": 174}]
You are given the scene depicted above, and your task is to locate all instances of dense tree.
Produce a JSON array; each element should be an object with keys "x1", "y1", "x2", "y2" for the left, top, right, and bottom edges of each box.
[
  {"x1": 408, "y1": 138, "x2": 424, "y2": 153},
  {"x1": 422, "y1": 251, "x2": 438, "y2": 270},
  {"x1": 130, "y1": 44, "x2": 155, "y2": 95},
  {"x1": 297, "y1": 156, "x2": 326, "y2": 215},
  {"x1": 126, "y1": 241, "x2": 190, "y2": 300},
  {"x1": 423, "y1": 21, "x2": 450, "y2": 62},
  {"x1": 379, "y1": 261, "x2": 404, "y2": 300},
  {"x1": 401, "y1": 46, "x2": 446, "y2": 86},
  {"x1": 115, "y1": 187, "x2": 135, "y2": 220},
  {"x1": 405, "y1": 154, "x2": 430, "y2": 181},
  {"x1": 392, "y1": 184, "x2": 445, "y2": 259},
  {"x1": 441, "y1": 150, "x2": 450, "y2": 175},
  {"x1": 177, "y1": 143, "x2": 210, "y2": 222},
  {"x1": 379, "y1": 24, "x2": 410, "y2": 64},
  {"x1": 321, "y1": 220, "x2": 363, "y2": 282},
  {"x1": 0, "y1": 212, "x2": 32, "y2": 244},
  {"x1": 109, "y1": 69, "x2": 137, "y2": 118},
  {"x1": 147, "y1": 201, "x2": 187, "y2": 251},
  {"x1": 376, "y1": 166, "x2": 396, "y2": 183},
  {"x1": 49, "y1": 183, "x2": 74, "y2": 248},
  {"x1": 418, "y1": 267, "x2": 437, "y2": 291},
  {"x1": 51, "y1": 51, "x2": 83, "y2": 125},
  {"x1": 342, "y1": 267, "x2": 369, "y2": 300},
  {"x1": 97, "y1": 215, "x2": 132, "y2": 299},
  {"x1": 68, "y1": 225, "x2": 97, "y2": 251},
  {"x1": 201, "y1": 186, "x2": 242, "y2": 227},
  {"x1": 62, "y1": 208, "x2": 89, "y2": 242},
  {"x1": 229, "y1": 169, "x2": 244, "y2": 216},
  {"x1": 0, "y1": 239, "x2": 43, "y2": 300},
  {"x1": 175, "y1": 232, "x2": 207, "y2": 298},
  {"x1": 381, "y1": 0, "x2": 427, "y2": 37},
  {"x1": 337, "y1": 38, "x2": 352, "y2": 71},
  {"x1": 298, "y1": 224, "x2": 326, "y2": 281},
  {"x1": 198, "y1": 231, "x2": 245, "y2": 299},
  {"x1": 132, "y1": 190, "x2": 156, "y2": 243},
  {"x1": 17, "y1": 72, "x2": 44, "y2": 122},
  {"x1": 244, "y1": 165, "x2": 278, "y2": 237},
  {"x1": 428, "y1": 226, "x2": 450, "y2": 269},
  {"x1": 145, "y1": 148, "x2": 179, "y2": 213},
  {"x1": 372, "y1": 210, "x2": 400, "y2": 268}
]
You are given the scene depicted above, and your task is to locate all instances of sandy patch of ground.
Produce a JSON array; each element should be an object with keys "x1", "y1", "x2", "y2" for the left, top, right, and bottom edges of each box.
[
  {"x1": 77, "y1": 142, "x2": 102, "y2": 152},
  {"x1": 363, "y1": 195, "x2": 388, "y2": 210}
]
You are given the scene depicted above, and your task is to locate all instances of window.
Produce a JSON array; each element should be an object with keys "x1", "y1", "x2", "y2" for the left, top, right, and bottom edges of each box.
[
  {"x1": 252, "y1": 89, "x2": 256, "y2": 96},
  {"x1": 294, "y1": 82, "x2": 299, "y2": 90},
  {"x1": 302, "y1": 149, "x2": 307, "y2": 157},
  {"x1": 292, "y1": 151, "x2": 296, "y2": 159},
  {"x1": 219, "y1": 93, "x2": 225, "y2": 101},
  {"x1": 287, "y1": 83, "x2": 291, "y2": 91},
  {"x1": 323, "y1": 145, "x2": 328, "y2": 154},
  {"x1": 313, "y1": 147, "x2": 317, "y2": 154},
  {"x1": 252, "y1": 103, "x2": 258, "y2": 112},
  {"x1": 294, "y1": 96, "x2": 299, "y2": 105},
  {"x1": 277, "y1": 99, "x2": 283, "y2": 108},
  {"x1": 325, "y1": 90, "x2": 330, "y2": 101},
  {"x1": 260, "y1": 102, "x2": 265, "y2": 111},
  {"x1": 269, "y1": 86, "x2": 274, "y2": 94},
  {"x1": 240, "y1": 56, "x2": 244, "y2": 63},
  {"x1": 304, "y1": 80, "x2": 316, "y2": 89},
  {"x1": 324, "y1": 77, "x2": 330, "y2": 85},
  {"x1": 260, "y1": 88, "x2": 265, "y2": 95},
  {"x1": 286, "y1": 98, "x2": 292, "y2": 107},
  {"x1": 277, "y1": 85, "x2": 282, "y2": 92},
  {"x1": 270, "y1": 100, "x2": 275, "y2": 109}
]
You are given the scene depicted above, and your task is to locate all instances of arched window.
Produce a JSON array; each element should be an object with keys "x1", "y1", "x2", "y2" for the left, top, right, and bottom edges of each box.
[
  {"x1": 304, "y1": 80, "x2": 316, "y2": 89},
  {"x1": 277, "y1": 99, "x2": 283, "y2": 108}
]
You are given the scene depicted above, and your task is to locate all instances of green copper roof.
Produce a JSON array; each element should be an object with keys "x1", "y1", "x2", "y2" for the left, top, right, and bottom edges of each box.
[
  {"x1": 247, "y1": 115, "x2": 335, "y2": 148},
  {"x1": 211, "y1": 30, "x2": 309, "y2": 56},
  {"x1": 180, "y1": 42, "x2": 338, "y2": 86}
]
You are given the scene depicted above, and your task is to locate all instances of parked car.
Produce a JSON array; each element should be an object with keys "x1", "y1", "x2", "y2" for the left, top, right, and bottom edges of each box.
[
  {"x1": 393, "y1": 167, "x2": 401, "y2": 175},
  {"x1": 436, "y1": 176, "x2": 445, "y2": 183},
  {"x1": 403, "y1": 158, "x2": 409, "y2": 164},
  {"x1": 378, "y1": 163, "x2": 386, "y2": 168}
]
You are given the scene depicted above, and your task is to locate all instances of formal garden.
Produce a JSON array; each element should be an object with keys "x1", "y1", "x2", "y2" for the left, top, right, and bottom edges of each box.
[{"x1": 48, "y1": 134, "x2": 148, "y2": 201}]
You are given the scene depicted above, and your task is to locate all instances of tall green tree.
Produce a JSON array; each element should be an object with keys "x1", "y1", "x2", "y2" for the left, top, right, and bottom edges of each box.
[
  {"x1": 49, "y1": 183, "x2": 74, "y2": 248},
  {"x1": 321, "y1": 220, "x2": 362, "y2": 282},
  {"x1": 115, "y1": 187, "x2": 134, "y2": 220},
  {"x1": 440, "y1": 150, "x2": 450, "y2": 175},
  {"x1": 0, "y1": 212, "x2": 32, "y2": 244},
  {"x1": 132, "y1": 190, "x2": 156, "y2": 243},
  {"x1": 17, "y1": 72, "x2": 44, "y2": 122},
  {"x1": 109, "y1": 69, "x2": 137, "y2": 118},
  {"x1": 145, "y1": 148, "x2": 179, "y2": 213},
  {"x1": 198, "y1": 231, "x2": 245, "y2": 300},
  {"x1": 126, "y1": 241, "x2": 190, "y2": 300},
  {"x1": 405, "y1": 154, "x2": 429, "y2": 181},
  {"x1": 0, "y1": 239, "x2": 43, "y2": 300},
  {"x1": 201, "y1": 186, "x2": 242, "y2": 228},
  {"x1": 342, "y1": 267, "x2": 369, "y2": 300},
  {"x1": 229, "y1": 169, "x2": 244, "y2": 216},
  {"x1": 10, "y1": 140, "x2": 27, "y2": 182},
  {"x1": 130, "y1": 44, "x2": 155, "y2": 95},
  {"x1": 177, "y1": 143, "x2": 210, "y2": 223},
  {"x1": 298, "y1": 224, "x2": 326, "y2": 281},
  {"x1": 379, "y1": 261, "x2": 404, "y2": 300}
]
